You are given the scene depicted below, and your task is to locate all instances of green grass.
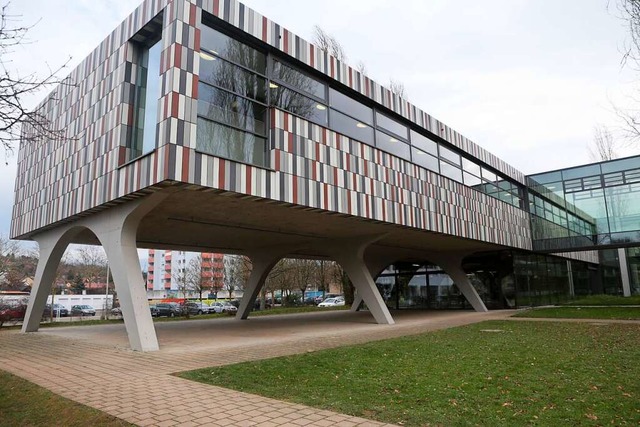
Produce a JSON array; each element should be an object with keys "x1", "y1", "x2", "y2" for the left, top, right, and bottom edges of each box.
[
  {"x1": 513, "y1": 306, "x2": 640, "y2": 320},
  {"x1": 0, "y1": 370, "x2": 131, "y2": 426},
  {"x1": 561, "y1": 294, "x2": 640, "y2": 306},
  {"x1": 179, "y1": 320, "x2": 640, "y2": 426}
]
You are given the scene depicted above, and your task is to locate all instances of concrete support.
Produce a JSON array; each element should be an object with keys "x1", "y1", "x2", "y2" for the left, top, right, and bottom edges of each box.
[
  {"x1": 325, "y1": 236, "x2": 394, "y2": 325},
  {"x1": 88, "y1": 193, "x2": 167, "y2": 352},
  {"x1": 427, "y1": 252, "x2": 488, "y2": 312},
  {"x1": 236, "y1": 247, "x2": 293, "y2": 320},
  {"x1": 619, "y1": 248, "x2": 632, "y2": 297},
  {"x1": 23, "y1": 192, "x2": 167, "y2": 352},
  {"x1": 567, "y1": 260, "x2": 575, "y2": 297},
  {"x1": 22, "y1": 228, "x2": 83, "y2": 333}
]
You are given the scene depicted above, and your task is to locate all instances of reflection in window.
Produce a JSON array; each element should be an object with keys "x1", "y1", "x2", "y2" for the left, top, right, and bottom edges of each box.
[
  {"x1": 272, "y1": 60, "x2": 325, "y2": 99},
  {"x1": 376, "y1": 112, "x2": 408, "y2": 139},
  {"x1": 411, "y1": 148, "x2": 439, "y2": 172},
  {"x1": 329, "y1": 88, "x2": 373, "y2": 124},
  {"x1": 462, "y1": 158, "x2": 482, "y2": 177},
  {"x1": 199, "y1": 56, "x2": 267, "y2": 102},
  {"x1": 197, "y1": 118, "x2": 267, "y2": 167},
  {"x1": 410, "y1": 130, "x2": 438, "y2": 155},
  {"x1": 130, "y1": 39, "x2": 162, "y2": 159},
  {"x1": 463, "y1": 172, "x2": 482, "y2": 187},
  {"x1": 439, "y1": 160, "x2": 463, "y2": 183},
  {"x1": 605, "y1": 183, "x2": 640, "y2": 233},
  {"x1": 198, "y1": 84, "x2": 267, "y2": 135},
  {"x1": 330, "y1": 109, "x2": 374, "y2": 145},
  {"x1": 375, "y1": 130, "x2": 410, "y2": 160},
  {"x1": 481, "y1": 167, "x2": 497, "y2": 182},
  {"x1": 439, "y1": 145, "x2": 461, "y2": 166},
  {"x1": 270, "y1": 86, "x2": 328, "y2": 125},
  {"x1": 200, "y1": 24, "x2": 266, "y2": 73}
]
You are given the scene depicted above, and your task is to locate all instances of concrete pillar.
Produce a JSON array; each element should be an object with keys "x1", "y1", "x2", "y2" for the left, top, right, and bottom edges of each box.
[
  {"x1": 619, "y1": 248, "x2": 631, "y2": 297},
  {"x1": 88, "y1": 193, "x2": 167, "y2": 352},
  {"x1": 567, "y1": 260, "x2": 575, "y2": 297},
  {"x1": 324, "y1": 235, "x2": 394, "y2": 325},
  {"x1": 426, "y1": 252, "x2": 488, "y2": 312},
  {"x1": 22, "y1": 227, "x2": 83, "y2": 333},
  {"x1": 236, "y1": 247, "x2": 293, "y2": 320}
]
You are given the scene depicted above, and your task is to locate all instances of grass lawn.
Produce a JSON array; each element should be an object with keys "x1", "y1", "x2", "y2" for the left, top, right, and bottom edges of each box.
[
  {"x1": 179, "y1": 320, "x2": 640, "y2": 426},
  {"x1": 0, "y1": 370, "x2": 131, "y2": 426},
  {"x1": 514, "y1": 306, "x2": 640, "y2": 320},
  {"x1": 561, "y1": 295, "x2": 640, "y2": 306}
]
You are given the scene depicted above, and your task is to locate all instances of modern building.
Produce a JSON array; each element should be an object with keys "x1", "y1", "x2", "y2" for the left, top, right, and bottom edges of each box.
[
  {"x1": 146, "y1": 249, "x2": 224, "y2": 294},
  {"x1": 11, "y1": 0, "x2": 639, "y2": 351}
]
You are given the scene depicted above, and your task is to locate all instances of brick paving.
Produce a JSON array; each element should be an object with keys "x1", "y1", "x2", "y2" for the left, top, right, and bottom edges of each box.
[{"x1": 0, "y1": 310, "x2": 513, "y2": 426}]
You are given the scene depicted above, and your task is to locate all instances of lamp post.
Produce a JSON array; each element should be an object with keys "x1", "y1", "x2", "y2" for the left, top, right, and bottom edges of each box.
[{"x1": 103, "y1": 263, "x2": 110, "y2": 319}]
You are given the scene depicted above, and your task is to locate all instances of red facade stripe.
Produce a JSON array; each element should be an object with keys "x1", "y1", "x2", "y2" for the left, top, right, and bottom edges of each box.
[
  {"x1": 246, "y1": 166, "x2": 252, "y2": 194},
  {"x1": 218, "y1": 159, "x2": 225, "y2": 188},
  {"x1": 182, "y1": 147, "x2": 189, "y2": 182},
  {"x1": 189, "y1": 3, "x2": 196, "y2": 27},
  {"x1": 262, "y1": 16, "x2": 268, "y2": 41}
]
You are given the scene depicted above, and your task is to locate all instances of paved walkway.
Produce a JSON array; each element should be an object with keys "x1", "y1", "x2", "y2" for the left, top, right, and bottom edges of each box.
[{"x1": 0, "y1": 309, "x2": 514, "y2": 426}]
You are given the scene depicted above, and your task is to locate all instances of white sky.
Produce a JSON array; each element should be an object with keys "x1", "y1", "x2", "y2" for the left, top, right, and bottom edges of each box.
[{"x1": 1, "y1": 0, "x2": 638, "y2": 241}]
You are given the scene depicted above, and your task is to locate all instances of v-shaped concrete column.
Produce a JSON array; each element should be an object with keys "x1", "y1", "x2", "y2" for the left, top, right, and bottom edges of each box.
[
  {"x1": 426, "y1": 252, "x2": 488, "y2": 312},
  {"x1": 236, "y1": 246, "x2": 295, "y2": 320},
  {"x1": 87, "y1": 193, "x2": 168, "y2": 351},
  {"x1": 22, "y1": 227, "x2": 84, "y2": 333},
  {"x1": 323, "y1": 235, "x2": 394, "y2": 325}
]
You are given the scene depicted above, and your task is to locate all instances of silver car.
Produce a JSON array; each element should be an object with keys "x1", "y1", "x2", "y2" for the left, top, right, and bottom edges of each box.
[
  {"x1": 71, "y1": 304, "x2": 96, "y2": 316},
  {"x1": 210, "y1": 302, "x2": 238, "y2": 314}
]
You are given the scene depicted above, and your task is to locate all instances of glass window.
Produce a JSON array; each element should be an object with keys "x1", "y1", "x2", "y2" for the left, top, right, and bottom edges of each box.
[
  {"x1": 463, "y1": 172, "x2": 482, "y2": 187},
  {"x1": 199, "y1": 57, "x2": 267, "y2": 102},
  {"x1": 130, "y1": 39, "x2": 162, "y2": 159},
  {"x1": 375, "y1": 112, "x2": 408, "y2": 139},
  {"x1": 600, "y1": 156, "x2": 640, "y2": 174},
  {"x1": 375, "y1": 130, "x2": 410, "y2": 160},
  {"x1": 565, "y1": 189, "x2": 610, "y2": 235},
  {"x1": 329, "y1": 109, "x2": 374, "y2": 145},
  {"x1": 410, "y1": 130, "x2": 438, "y2": 156},
  {"x1": 411, "y1": 148, "x2": 439, "y2": 171},
  {"x1": 605, "y1": 183, "x2": 640, "y2": 233},
  {"x1": 561, "y1": 164, "x2": 602, "y2": 180},
  {"x1": 329, "y1": 88, "x2": 373, "y2": 124},
  {"x1": 481, "y1": 167, "x2": 497, "y2": 182},
  {"x1": 270, "y1": 86, "x2": 328, "y2": 125},
  {"x1": 439, "y1": 160, "x2": 463, "y2": 183},
  {"x1": 438, "y1": 145, "x2": 461, "y2": 166},
  {"x1": 462, "y1": 158, "x2": 481, "y2": 177},
  {"x1": 197, "y1": 118, "x2": 267, "y2": 167},
  {"x1": 529, "y1": 170, "x2": 562, "y2": 184},
  {"x1": 200, "y1": 24, "x2": 266, "y2": 73},
  {"x1": 272, "y1": 60, "x2": 325, "y2": 100},
  {"x1": 198, "y1": 84, "x2": 267, "y2": 135}
]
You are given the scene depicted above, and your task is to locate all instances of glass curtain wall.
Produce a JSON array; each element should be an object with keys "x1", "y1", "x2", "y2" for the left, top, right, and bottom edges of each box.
[{"x1": 528, "y1": 155, "x2": 640, "y2": 251}]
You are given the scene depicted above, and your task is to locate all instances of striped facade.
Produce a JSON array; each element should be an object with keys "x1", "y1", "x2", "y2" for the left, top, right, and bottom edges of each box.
[{"x1": 12, "y1": 0, "x2": 531, "y2": 252}]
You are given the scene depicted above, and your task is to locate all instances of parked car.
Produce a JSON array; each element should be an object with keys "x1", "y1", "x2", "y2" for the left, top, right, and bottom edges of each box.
[
  {"x1": 149, "y1": 305, "x2": 159, "y2": 317},
  {"x1": 0, "y1": 301, "x2": 27, "y2": 323},
  {"x1": 154, "y1": 302, "x2": 183, "y2": 317},
  {"x1": 183, "y1": 301, "x2": 212, "y2": 315},
  {"x1": 210, "y1": 301, "x2": 238, "y2": 314},
  {"x1": 317, "y1": 297, "x2": 345, "y2": 307},
  {"x1": 71, "y1": 305, "x2": 96, "y2": 316},
  {"x1": 43, "y1": 303, "x2": 69, "y2": 317}
]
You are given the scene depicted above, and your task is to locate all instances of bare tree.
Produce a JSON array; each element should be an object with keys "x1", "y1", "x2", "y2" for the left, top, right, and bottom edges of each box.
[
  {"x1": 389, "y1": 79, "x2": 408, "y2": 99},
  {"x1": 0, "y1": 234, "x2": 19, "y2": 274},
  {"x1": 312, "y1": 25, "x2": 347, "y2": 62},
  {"x1": 356, "y1": 61, "x2": 368, "y2": 76},
  {"x1": 616, "y1": 0, "x2": 640, "y2": 67},
  {"x1": 589, "y1": 125, "x2": 619, "y2": 161},
  {"x1": 223, "y1": 254, "x2": 251, "y2": 300},
  {"x1": 0, "y1": 3, "x2": 70, "y2": 163},
  {"x1": 74, "y1": 246, "x2": 107, "y2": 292}
]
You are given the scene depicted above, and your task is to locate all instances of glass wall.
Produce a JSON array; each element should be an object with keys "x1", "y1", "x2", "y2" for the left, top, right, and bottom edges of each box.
[
  {"x1": 130, "y1": 38, "x2": 162, "y2": 159},
  {"x1": 528, "y1": 155, "x2": 640, "y2": 251},
  {"x1": 196, "y1": 18, "x2": 526, "y2": 207},
  {"x1": 197, "y1": 24, "x2": 268, "y2": 166}
]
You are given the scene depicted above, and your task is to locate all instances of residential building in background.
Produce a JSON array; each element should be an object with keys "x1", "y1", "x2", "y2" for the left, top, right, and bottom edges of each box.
[{"x1": 146, "y1": 250, "x2": 224, "y2": 295}]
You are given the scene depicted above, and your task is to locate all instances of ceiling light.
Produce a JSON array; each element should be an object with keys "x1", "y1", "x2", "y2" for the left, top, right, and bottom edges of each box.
[
  {"x1": 356, "y1": 122, "x2": 367, "y2": 128},
  {"x1": 269, "y1": 82, "x2": 279, "y2": 88},
  {"x1": 199, "y1": 51, "x2": 215, "y2": 61},
  {"x1": 389, "y1": 138, "x2": 399, "y2": 143},
  {"x1": 316, "y1": 104, "x2": 326, "y2": 110}
]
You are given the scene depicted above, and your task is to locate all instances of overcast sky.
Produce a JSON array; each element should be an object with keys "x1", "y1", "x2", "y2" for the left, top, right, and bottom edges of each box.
[{"x1": 1, "y1": 0, "x2": 638, "y2": 242}]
